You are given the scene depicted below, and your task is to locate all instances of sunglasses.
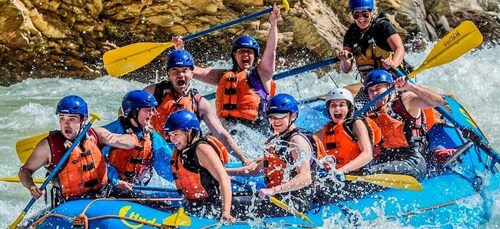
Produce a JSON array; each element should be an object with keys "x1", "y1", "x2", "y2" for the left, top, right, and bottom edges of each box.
[{"x1": 353, "y1": 11, "x2": 371, "y2": 20}]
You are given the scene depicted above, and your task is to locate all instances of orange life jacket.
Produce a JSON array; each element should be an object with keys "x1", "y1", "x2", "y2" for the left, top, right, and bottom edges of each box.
[
  {"x1": 320, "y1": 118, "x2": 382, "y2": 169},
  {"x1": 46, "y1": 129, "x2": 108, "y2": 198},
  {"x1": 423, "y1": 107, "x2": 436, "y2": 131},
  {"x1": 369, "y1": 95, "x2": 426, "y2": 150},
  {"x1": 151, "y1": 81, "x2": 202, "y2": 138},
  {"x1": 171, "y1": 136, "x2": 229, "y2": 200},
  {"x1": 107, "y1": 133, "x2": 153, "y2": 184},
  {"x1": 263, "y1": 129, "x2": 322, "y2": 188},
  {"x1": 216, "y1": 70, "x2": 276, "y2": 122}
]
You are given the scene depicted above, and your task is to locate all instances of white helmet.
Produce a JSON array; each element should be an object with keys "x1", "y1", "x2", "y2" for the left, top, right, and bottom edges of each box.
[{"x1": 325, "y1": 88, "x2": 354, "y2": 105}]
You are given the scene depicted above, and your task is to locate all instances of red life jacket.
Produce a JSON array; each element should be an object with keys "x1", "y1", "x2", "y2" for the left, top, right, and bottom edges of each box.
[
  {"x1": 151, "y1": 81, "x2": 202, "y2": 138},
  {"x1": 46, "y1": 129, "x2": 107, "y2": 198},
  {"x1": 320, "y1": 118, "x2": 381, "y2": 169},
  {"x1": 216, "y1": 70, "x2": 276, "y2": 122},
  {"x1": 171, "y1": 136, "x2": 229, "y2": 200},
  {"x1": 369, "y1": 95, "x2": 427, "y2": 151},
  {"x1": 107, "y1": 133, "x2": 153, "y2": 184}
]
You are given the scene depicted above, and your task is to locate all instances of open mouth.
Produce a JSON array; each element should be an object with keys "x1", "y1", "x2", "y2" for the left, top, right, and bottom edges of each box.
[
  {"x1": 63, "y1": 128, "x2": 73, "y2": 135},
  {"x1": 333, "y1": 114, "x2": 343, "y2": 119},
  {"x1": 177, "y1": 79, "x2": 186, "y2": 87}
]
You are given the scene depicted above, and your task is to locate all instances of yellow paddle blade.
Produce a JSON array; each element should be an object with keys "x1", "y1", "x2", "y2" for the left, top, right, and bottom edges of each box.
[
  {"x1": 0, "y1": 177, "x2": 44, "y2": 184},
  {"x1": 16, "y1": 132, "x2": 48, "y2": 164},
  {"x1": 162, "y1": 207, "x2": 191, "y2": 227},
  {"x1": 103, "y1": 42, "x2": 173, "y2": 77},
  {"x1": 346, "y1": 174, "x2": 423, "y2": 191},
  {"x1": 408, "y1": 21, "x2": 483, "y2": 78},
  {"x1": 269, "y1": 197, "x2": 316, "y2": 226}
]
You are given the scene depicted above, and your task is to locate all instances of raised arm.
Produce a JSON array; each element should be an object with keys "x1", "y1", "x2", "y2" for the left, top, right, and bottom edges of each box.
[
  {"x1": 197, "y1": 98, "x2": 251, "y2": 164},
  {"x1": 395, "y1": 78, "x2": 445, "y2": 117},
  {"x1": 256, "y1": 4, "x2": 281, "y2": 81}
]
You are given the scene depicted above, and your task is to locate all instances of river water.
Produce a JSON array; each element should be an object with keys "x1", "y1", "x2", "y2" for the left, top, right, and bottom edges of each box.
[{"x1": 0, "y1": 44, "x2": 499, "y2": 228}]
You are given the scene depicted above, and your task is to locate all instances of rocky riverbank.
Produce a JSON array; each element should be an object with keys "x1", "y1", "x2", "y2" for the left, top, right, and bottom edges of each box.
[{"x1": 1, "y1": 0, "x2": 499, "y2": 86}]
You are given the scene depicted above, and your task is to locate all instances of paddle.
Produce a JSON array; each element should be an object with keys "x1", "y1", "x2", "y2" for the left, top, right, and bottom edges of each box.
[
  {"x1": 103, "y1": 1, "x2": 290, "y2": 77},
  {"x1": 162, "y1": 207, "x2": 191, "y2": 227},
  {"x1": 434, "y1": 105, "x2": 500, "y2": 164},
  {"x1": 132, "y1": 185, "x2": 178, "y2": 192},
  {"x1": 9, "y1": 112, "x2": 101, "y2": 229},
  {"x1": 0, "y1": 177, "x2": 44, "y2": 184},
  {"x1": 345, "y1": 174, "x2": 422, "y2": 191},
  {"x1": 203, "y1": 56, "x2": 342, "y2": 100},
  {"x1": 353, "y1": 20, "x2": 483, "y2": 118},
  {"x1": 16, "y1": 132, "x2": 49, "y2": 164},
  {"x1": 231, "y1": 179, "x2": 317, "y2": 227}
]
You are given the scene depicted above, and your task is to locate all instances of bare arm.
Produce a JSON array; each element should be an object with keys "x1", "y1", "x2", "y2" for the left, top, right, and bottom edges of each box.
[
  {"x1": 384, "y1": 33, "x2": 405, "y2": 68},
  {"x1": 94, "y1": 127, "x2": 136, "y2": 149},
  {"x1": 18, "y1": 138, "x2": 50, "y2": 199},
  {"x1": 226, "y1": 159, "x2": 263, "y2": 176},
  {"x1": 395, "y1": 78, "x2": 445, "y2": 117},
  {"x1": 256, "y1": 4, "x2": 281, "y2": 84},
  {"x1": 198, "y1": 98, "x2": 251, "y2": 164},
  {"x1": 192, "y1": 66, "x2": 226, "y2": 86},
  {"x1": 170, "y1": 36, "x2": 226, "y2": 85},
  {"x1": 337, "y1": 120, "x2": 373, "y2": 172},
  {"x1": 197, "y1": 144, "x2": 233, "y2": 220},
  {"x1": 260, "y1": 135, "x2": 312, "y2": 199}
]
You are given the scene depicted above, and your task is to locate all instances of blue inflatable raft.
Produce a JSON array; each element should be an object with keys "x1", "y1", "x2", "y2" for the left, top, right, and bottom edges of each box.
[{"x1": 24, "y1": 95, "x2": 499, "y2": 228}]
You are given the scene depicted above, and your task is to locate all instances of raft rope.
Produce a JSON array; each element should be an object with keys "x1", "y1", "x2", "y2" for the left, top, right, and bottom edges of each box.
[
  {"x1": 385, "y1": 191, "x2": 481, "y2": 221},
  {"x1": 200, "y1": 221, "x2": 314, "y2": 229},
  {"x1": 28, "y1": 197, "x2": 184, "y2": 228}
]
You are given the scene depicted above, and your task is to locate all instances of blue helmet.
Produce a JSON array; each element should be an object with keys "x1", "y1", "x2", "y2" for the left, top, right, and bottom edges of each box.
[
  {"x1": 122, "y1": 90, "x2": 158, "y2": 117},
  {"x1": 364, "y1": 69, "x2": 394, "y2": 89},
  {"x1": 267, "y1": 94, "x2": 299, "y2": 115},
  {"x1": 167, "y1": 50, "x2": 194, "y2": 70},
  {"x1": 349, "y1": 0, "x2": 375, "y2": 11},
  {"x1": 232, "y1": 35, "x2": 260, "y2": 57},
  {"x1": 56, "y1": 95, "x2": 88, "y2": 117},
  {"x1": 164, "y1": 110, "x2": 200, "y2": 133}
]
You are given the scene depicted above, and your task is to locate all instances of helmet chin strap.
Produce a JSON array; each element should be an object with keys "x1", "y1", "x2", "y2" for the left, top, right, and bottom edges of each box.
[{"x1": 129, "y1": 111, "x2": 144, "y2": 131}]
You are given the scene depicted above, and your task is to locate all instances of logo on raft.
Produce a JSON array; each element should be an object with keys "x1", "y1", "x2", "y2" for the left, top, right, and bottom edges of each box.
[{"x1": 119, "y1": 206, "x2": 157, "y2": 229}]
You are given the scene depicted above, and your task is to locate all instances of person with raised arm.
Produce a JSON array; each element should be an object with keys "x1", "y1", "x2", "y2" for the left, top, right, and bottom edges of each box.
[
  {"x1": 363, "y1": 70, "x2": 444, "y2": 180},
  {"x1": 172, "y1": 4, "x2": 281, "y2": 132}
]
